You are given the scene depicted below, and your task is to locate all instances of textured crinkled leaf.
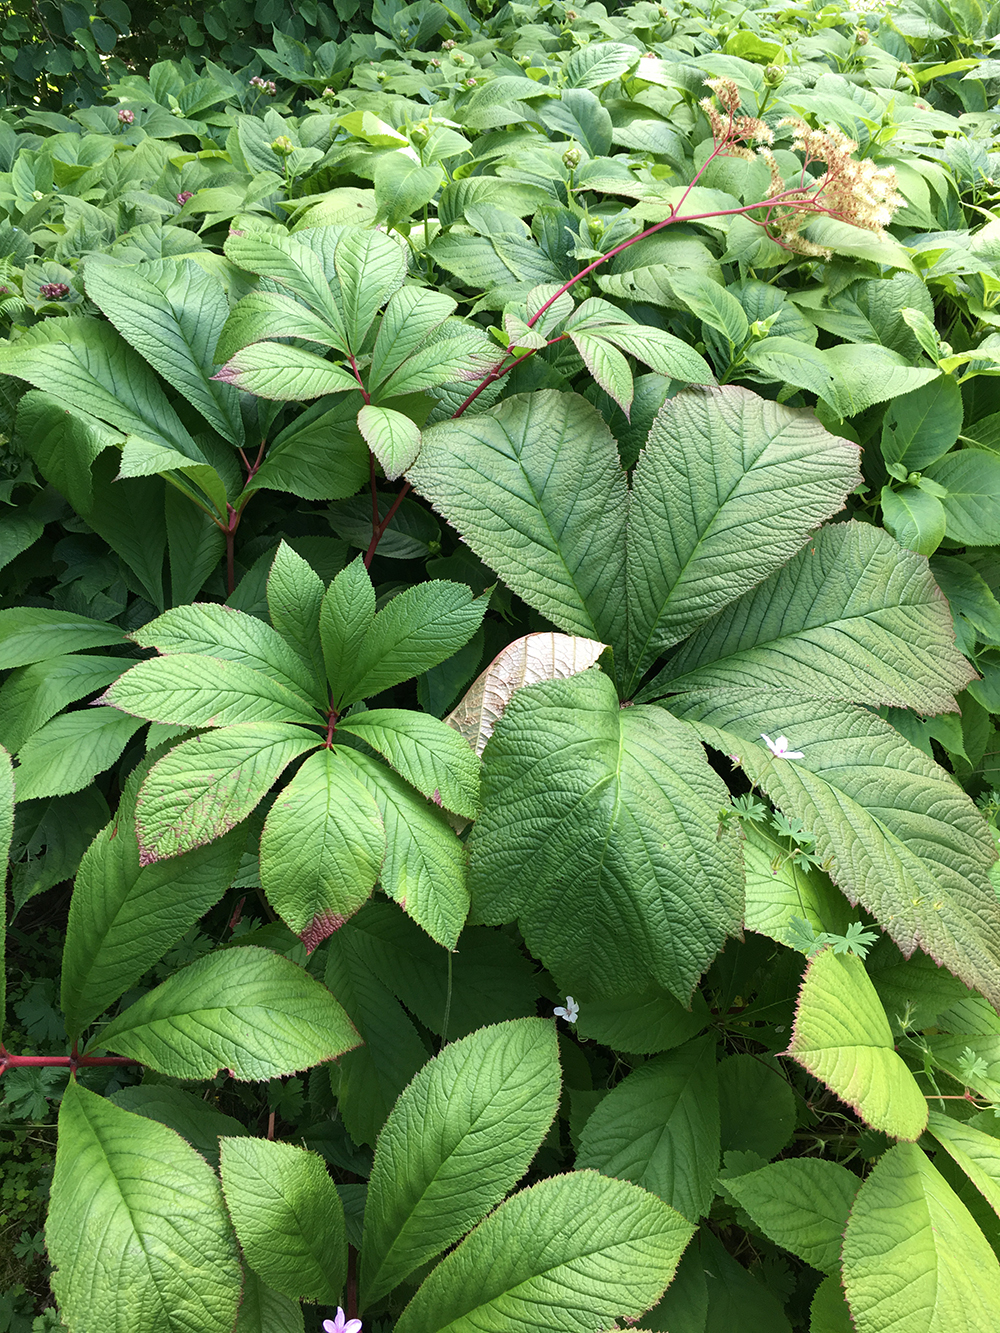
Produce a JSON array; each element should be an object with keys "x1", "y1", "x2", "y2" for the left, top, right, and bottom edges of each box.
[
  {"x1": 337, "y1": 708, "x2": 479, "y2": 818},
  {"x1": 14, "y1": 707, "x2": 146, "y2": 801},
  {"x1": 842, "y1": 1143, "x2": 1000, "y2": 1332},
  {"x1": 786, "y1": 949, "x2": 927, "y2": 1140},
  {"x1": 394, "y1": 1171, "x2": 693, "y2": 1333},
  {"x1": 0, "y1": 606, "x2": 127, "y2": 669},
  {"x1": 673, "y1": 694, "x2": 1000, "y2": 1008},
  {"x1": 0, "y1": 653, "x2": 125, "y2": 755},
  {"x1": 358, "y1": 404, "x2": 422, "y2": 480},
  {"x1": 625, "y1": 387, "x2": 860, "y2": 690},
  {"x1": 334, "y1": 226, "x2": 406, "y2": 351},
  {"x1": 233, "y1": 1269, "x2": 304, "y2": 1333},
  {"x1": 409, "y1": 390, "x2": 628, "y2": 644},
  {"x1": 97, "y1": 945, "x2": 359, "y2": 1079},
  {"x1": 644, "y1": 522, "x2": 972, "y2": 712},
  {"x1": 214, "y1": 290, "x2": 344, "y2": 364},
  {"x1": 469, "y1": 671, "x2": 743, "y2": 1001},
  {"x1": 576, "y1": 1036, "x2": 720, "y2": 1222},
  {"x1": 215, "y1": 341, "x2": 357, "y2": 399},
  {"x1": 722, "y1": 1159, "x2": 859, "y2": 1274},
  {"x1": 928, "y1": 1111, "x2": 1000, "y2": 1221},
  {"x1": 267, "y1": 542, "x2": 326, "y2": 686},
  {"x1": 220, "y1": 1137, "x2": 347, "y2": 1304},
  {"x1": 47, "y1": 1082, "x2": 241, "y2": 1333},
  {"x1": 135, "y1": 723, "x2": 318, "y2": 862},
  {"x1": 260, "y1": 749, "x2": 385, "y2": 950},
  {"x1": 445, "y1": 632, "x2": 606, "y2": 756},
  {"x1": 360, "y1": 1019, "x2": 561, "y2": 1305},
  {"x1": 106, "y1": 654, "x2": 321, "y2": 728}
]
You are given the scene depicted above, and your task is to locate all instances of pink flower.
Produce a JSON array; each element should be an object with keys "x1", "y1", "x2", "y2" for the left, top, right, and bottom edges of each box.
[
  {"x1": 39, "y1": 282, "x2": 69, "y2": 300},
  {"x1": 117, "y1": 108, "x2": 134, "y2": 124},
  {"x1": 323, "y1": 1311, "x2": 362, "y2": 1333},
  {"x1": 176, "y1": 191, "x2": 194, "y2": 205}
]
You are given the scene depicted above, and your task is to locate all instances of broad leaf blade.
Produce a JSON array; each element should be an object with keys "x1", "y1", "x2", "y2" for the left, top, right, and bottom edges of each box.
[
  {"x1": 722, "y1": 1159, "x2": 859, "y2": 1274},
  {"x1": 106, "y1": 654, "x2": 322, "y2": 728},
  {"x1": 334, "y1": 227, "x2": 406, "y2": 351},
  {"x1": 214, "y1": 341, "x2": 357, "y2": 400},
  {"x1": 370, "y1": 287, "x2": 457, "y2": 389},
  {"x1": 337, "y1": 708, "x2": 480, "y2": 818},
  {"x1": 14, "y1": 708, "x2": 146, "y2": 802},
  {"x1": 267, "y1": 542, "x2": 326, "y2": 686},
  {"x1": 358, "y1": 404, "x2": 422, "y2": 480}
]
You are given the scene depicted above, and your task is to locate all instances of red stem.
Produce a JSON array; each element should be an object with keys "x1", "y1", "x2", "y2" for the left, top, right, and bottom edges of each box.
[
  {"x1": 1, "y1": 1052, "x2": 139, "y2": 1074},
  {"x1": 346, "y1": 1246, "x2": 358, "y2": 1320},
  {"x1": 349, "y1": 354, "x2": 370, "y2": 404},
  {"x1": 363, "y1": 482, "x2": 411, "y2": 568},
  {"x1": 453, "y1": 336, "x2": 568, "y2": 419}
]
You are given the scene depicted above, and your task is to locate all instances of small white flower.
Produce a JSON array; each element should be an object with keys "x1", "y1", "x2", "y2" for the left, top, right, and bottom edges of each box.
[
  {"x1": 761, "y1": 734, "x2": 804, "y2": 760},
  {"x1": 554, "y1": 996, "x2": 579, "y2": 1024}
]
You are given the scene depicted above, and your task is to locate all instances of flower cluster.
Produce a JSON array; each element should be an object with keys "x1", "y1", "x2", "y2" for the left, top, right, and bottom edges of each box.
[
  {"x1": 250, "y1": 75, "x2": 277, "y2": 95},
  {"x1": 176, "y1": 191, "x2": 194, "y2": 206},
  {"x1": 38, "y1": 282, "x2": 69, "y2": 300},
  {"x1": 700, "y1": 79, "x2": 773, "y2": 161},
  {"x1": 117, "y1": 108, "x2": 134, "y2": 125}
]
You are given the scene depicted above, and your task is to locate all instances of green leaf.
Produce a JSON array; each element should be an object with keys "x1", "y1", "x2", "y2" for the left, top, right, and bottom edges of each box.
[
  {"x1": 881, "y1": 484, "x2": 947, "y2": 555},
  {"x1": 739, "y1": 820, "x2": 853, "y2": 951},
  {"x1": 220, "y1": 1137, "x2": 347, "y2": 1304},
  {"x1": 320, "y1": 554, "x2": 376, "y2": 705},
  {"x1": 880, "y1": 377, "x2": 963, "y2": 471},
  {"x1": 599, "y1": 325, "x2": 714, "y2": 386},
  {"x1": 61, "y1": 776, "x2": 244, "y2": 1039},
  {"x1": 0, "y1": 510, "x2": 42, "y2": 572},
  {"x1": 667, "y1": 272, "x2": 749, "y2": 345},
  {"x1": 842, "y1": 1143, "x2": 1000, "y2": 1332},
  {"x1": 374, "y1": 327, "x2": 498, "y2": 402},
  {"x1": 574, "y1": 987, "x2": 709, "y2": 1055},
  {"x1": 748, "y1": 338, "x2": 939, "y2": 418},
  {"x1": 224, "y1": 230, "x2": 347, "y2": 338},
  {"x1": 97, "y1": 945, "x2": 359, "y2": 1079},
  {"x1": 215, "y1": 341, "x2": 357, "y2": 400},
  {"x1": 370, "y1": 287, "x2": 457, "y2": 390},
  {"x1": 719, "y1": 1053, "x2": 797, "y2": 1160},
  {"x1": 811, "y1": 1274, "x2": 854, "y2": 1333},
  {"x1": 642, "y1": 522, "x2": 972, "y2": 713},
  {"x1": 0, "y1": 606, "x2": 126, "y2": 669},
  {"x1": 576, "y1": 1035, "x2": 720, "y2": 1222},
  {"x1": 409, "y1": 390, "x2": 628, "y2": 645},
  {"x1": 260, "y1": 748, "x2": 385, "y2": 950},
  {"x1": 106, "y1": 654, "x2": 322, "y2": 729},
  {"x1": 14, "y1": 707, "x2": 146, "y2": 802},
  {"x1": 267, "y1": 541, "x2": 326, "y2": 687},
  {"x1": 251, "y1": 396, "x2": 371, "y2": 502},
  {"x1": 563, "y1": 41, "x2": 639, "y2": 87},
  {"x1": 135, "y1": 722, "x2": 319, "y2": 862},
  {"x1": 233, "y1": 1269, "x2": 304, "y2": 1333},
  {"x1": 337, "y1": 708, "x2": 479, "y2": 818},
  {"x1": 374, "y1": 153, "x2": 444, "y2": 229},
  {"x1": 394, "y1": 1171, "x2": 694, "y2": 1333},
  {"x1": 924, "y1": 448, "x2": 1000, "y2": 546},
  {"x1": 722, "y1": 1159, "x2": 859, "y2": 1274},
  {"x1": 358, "y1": 404, "x2": 422, "y2": 480},
  {"x1": 360, "y1": 1018, "x2": 561, "y2": 1306},
  {"x1": 47, "y1": 1082, "x2": 242, "y2": 1333},
  {"x1": 336, "y1": 748, "x2": 470, "y2": 949},
  {"x1": 334, "y1": 226, "x2": 406, "y2": 351},
  {"x1": 85, "y1": 257, "x2": 245, "y2": 446},
  {"x1": 118, "y1": 436, "x2": 228, "y2": 518},
  {"x1": 786, "y1": 948, "x2": 927, "y2": 1140},
  {"x1": 928, "y1": 1110, "x2": 1000, "y2": 1222},
  {"x1": 568, "y1": 331, "x2": 635, "y2": 415},
  {"x1": 673, "y1": 695, "x2": 1000, "y2": 1010},
  {"x1": 0, "y1": 654, "x2": 126, "y2": 755},
  {"x1": 469, "y1": 671, "x2": 743, "y2": 1001},
  {"x1": 214, "y1": 290, "x2": 345, "y2": 365},
  {"x1": 0, "y1": 744, "x2": 11, "y2": 1040}
]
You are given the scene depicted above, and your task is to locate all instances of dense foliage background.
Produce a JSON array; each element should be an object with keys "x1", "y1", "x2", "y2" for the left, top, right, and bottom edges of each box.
[{"x1": 6, "y1": 0, "x2": 1000, "y2": 1330}]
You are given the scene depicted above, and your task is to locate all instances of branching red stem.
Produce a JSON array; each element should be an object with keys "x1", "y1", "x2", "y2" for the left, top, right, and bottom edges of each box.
[{"x1": 364, "y1": 482, "x2": 411, "y2": 568}]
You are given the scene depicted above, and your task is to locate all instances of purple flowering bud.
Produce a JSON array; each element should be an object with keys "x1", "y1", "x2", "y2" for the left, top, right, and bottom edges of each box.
[
  {"x1": 176, "y1": 191, "x2": 194, "y2": 205},
  {"x1": 39, "y1": 282, "x2": 70, "y2": 300},
  {"x1": 118, "y1": 108, "x2": 134, "y2": 124}
]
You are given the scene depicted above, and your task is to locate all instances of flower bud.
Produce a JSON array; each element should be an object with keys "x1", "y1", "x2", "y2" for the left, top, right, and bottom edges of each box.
[
  {"x1": 562, "y1": 144, "x2": 582, "y2": 169},
  {"x1": 854, "y1": 26, "x2": 870, "y2": 44},
  {"x1": 39, "y1": 282, "x2": 70, "y2": 300},
  {"x1": 465, "y1": 77, "x2": 477, "y2": 87},
  {"x1": 764, "y1": 64, "x2": 784, "y2": 87},
  {"x1": 171, "y1": 106, "x2": 185, "y2": 116},
  {"x1": 270, "y1": 135, "x2": 295, "y2": 156},
  {"x1": 442, "y1": 38, "x2": 455, "y2": 48},
  {"x1": 118, "y1": 108, "x2": 134, "y2": 124},
  {"x1": 177, "y1": 191, "x2": 194, "y2": 205}
]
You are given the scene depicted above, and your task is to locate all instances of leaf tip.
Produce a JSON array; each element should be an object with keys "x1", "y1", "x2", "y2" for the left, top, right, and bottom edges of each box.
[{"x1": 299, "y1": 911, "x2": 348, "y2": 954}]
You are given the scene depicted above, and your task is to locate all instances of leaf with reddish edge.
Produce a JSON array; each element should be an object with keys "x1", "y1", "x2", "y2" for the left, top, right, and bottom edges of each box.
[
  {"x1": 784, "y1": 948, "x2": 927, "y2": 1141},
  {"x1": 136, "y1": 722, "x2": 319, "y2": 864}
]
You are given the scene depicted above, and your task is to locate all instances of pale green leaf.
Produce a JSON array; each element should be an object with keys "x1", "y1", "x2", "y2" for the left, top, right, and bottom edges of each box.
[
  {"x1": 214, "y1": 341, "x2": 357, "y2": 400},
  {"x1": 370, "y1": 287, "x2": 457, "y2": 390},
  {"x1": 0, "y1": 654, "x2": 125, "y2": 755},
  {"x1": 722, "y1": 1159, "x2": 859, "y2": 1274},
  {"x1": 928, "y1": 1110, "x2": 1000, "y2": 1221},
  {"x1": 267, "y1": 541, "x2": 326, "y2": 687},
  {"x1": 106, "y1": 654, "x2": 322, "y2": 728},
  {"x1": 214, "y1": 290, "x2": 345, "y2": 365},
  {"x1": 337, "y1": 708, "x2": 479, "y2": 818},
  {"x1": 334, "y1": 226, "x2": 406, "y2": 351},
  {"x1": 358, "y1": 404, "x2": 422, "y2": 481},
  {"x1": 880, "y1": 378, "x2": 963, "y2": 471},
  {"x1": 118, "y1": 436, "x2": 228, "y2": 518},
  {"x1": 14, "y1": 707, "x2": 146, "y2": 802},
  {"x1": 224, "y1": 230, "x2": 347, "y2": 337},
  {"x1": 924, "y1": 448, "x2": 1000, "y2": 546},
  {"x1": 374, "y1": 154, "x2": 444, "y2": 230},
  {"x1": 233, "y1": 1269, "x2": 304, "y2": 1333},
  {"x1": 320, "y1": 554, "x2": 376, "y2": 706},
  {"x1": 666, "y1": 271, "x2": 749, "y2": 344}
]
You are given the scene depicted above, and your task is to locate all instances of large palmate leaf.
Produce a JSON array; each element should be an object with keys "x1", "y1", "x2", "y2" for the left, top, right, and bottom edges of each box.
[
  {"x1": 842, "y1": 1143, "x2": 1000, "y2": 1332},
  {"x1": 576, "y1": 1035, "x2": 720, "y2": 1222},
  {"x1": 408, "y1": 389, "x2": 629, "y2": 646},
  {"x1": 624, "y1": 387, "x2": 860, "y2": 691},
  {"x1": 672, "y1": 694, "x2": 1000, "y2": 1007},
  {"x1": 394, "y1": 1171, "x2": 693, "y2": 1333},
  {"x1": 96, "y1": 946, "x2": 359, "y2": 1079},
  {"x1": 47, "y1": 1082, "x2": 242, "y2": 1333},
  {"x1": 360, "y1": 1019, "x2": 561, "y2": 1306},
  {"x1": 469, "y1": 670, "x2": 743, "y2": 1001},
  {"x1": 643, "y1": 522, "x2": 972, "y2": 712}
]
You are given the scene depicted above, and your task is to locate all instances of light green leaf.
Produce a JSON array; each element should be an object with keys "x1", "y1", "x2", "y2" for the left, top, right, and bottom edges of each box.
[
  {"x1": 320, "y1": 554, "x2": 376, "y2": 705},
  {"x1": 0, "y1": 654, "x2": 125, "y2": 755},
  {"x1": 267, "y1": 541, "x2": 326, "y2": 687},
  {"x1": 722, "y1": 1159, "x2": 859, "y2": 1274},
  {"x1": 337, "y1": 708, "x2": 479, "y2": 818},
  {"x1": 625, "y1": 386, "x2": 860, "y2": 689},
  {"x1": 881, "y1": 484, "x2": 946, "y2": 556},
  {"x1": 358, "y1": 404, "x2": 422, "y2": 480},
  {"x1": 334, "y1": 227, "x2": 406, "y2": 351},
  {"x1": 394, "y1": 1171, "x2": 693, "y2": 1333},
  {"x1": 135, "y1": 722, "x2": 319, "y2": 862},
  {"x1": 600, "y1": 325, "x2": 715, "y2": 385},
  {"x1": 563, "y1": 41, "x2": 638, "y2": 86},
  {"x1": 802, "y1": 215, "x2": 916, "y2": 271},
  {"x1": 667, "y1": 271, "x2": 749, "y2": 344},
  {"x1": 360, "y1": 1019, "x2": 561, "y2": 1306},
  {"x1": 118, "y1": 436, "x2": 228, "y2": 518},
  {"x1": 375, "y1": 327, "x2": 498, "y2": 400},
  {"x1": 85, "y1": 257, "x2": 245, "y2": 446},
  {"x1": 924, "y1": 448, "x2": 1000, "y2": 546},
  {"x1": 822, "y1": 345, "x2": 941, "y2": 418},
  {"x1": 220, "y1": 1137, "x2": 347, "y2": 1304},
  {"x1": 233, "y1": 1269, "x2": 304, "y2": 1333},
  {"x1": 928, "y1": 1110, "x2": 1000, "y2": 1221},
  {"x1": 469, "y1": 671, "x2": 743, "y2": 1001},
  {"x1": 47, "y1": 1082, "x2": 241, "y2": 1333},
  {"x1": 740, "y1": 820, "x2": 853, "y2": 950},
  {"x1": 576, "y1": 1036, "x2": 720, "y2": 1222},
  {"x1": 880, "y1": 377, "x2": 963, "y2": 471},
  {"x1": 369, "y1": 287, "x2": 457, "y2": 390},
  {"x1": 842, "y1": 1142, "x2": 1000, "y2": 1332},
  {"x1": 14, "y1": 707, "x2": 146, "y2": 802},
  {"x1": 643, "y1": 522, "x2": 972, "y2": 712},
  {"x1": 260, "y1": 748, "x2": 385, "y2": 950},
  {"x1": 214, "y1": 290, "x2": 345, "y2": 365},
  {"x1": 811, "y1": 1274, "x2": 854, "y2": 1333},
  {"x1": 97, "y1": 945, "x2": 359, "y2": 1079},
  {"x1": 250, "y1": 396, "x2": 370, "y2": 502},
  {"x1": 224, "y1": 230, "x2": 346, "y2": 337},
  {"x1": 374, "y1": 153, "x2": 444, "y2": 230},
  {"x1": 786, "y1": 948, "x2": 927, "y2": 1140},
  {"x1": 214, "y1": 341, "x2": 357, "y2": 400},
  {"x1": 409, "y1": 390, "x2": 628, "y2": 645},
  {"x1": 0, "y1": 606, "x2": 127, "y2": 669},
  {"x1": 569, "y1": 332, "x2": 635, "y2": 415},
  {"x1": 106, "y1": 654, "x2": 321, "y2": 729}
]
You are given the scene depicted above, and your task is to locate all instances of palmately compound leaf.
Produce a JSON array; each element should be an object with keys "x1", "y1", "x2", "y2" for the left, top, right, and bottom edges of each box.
[
  {"x1": 445, "y1": 632, "x2": 607, "y2": 756},
  {"x1": 625, "y1": 386, "x2": 860, "y2": 691},
  {"x1": 673, "y1": 694, "x2": 1000, "y2": 1009},
  {"x1": 95, "y1": 945, "x2": 359, "y2": 1080},
  {"x1": 643, "y1": 522, "x2": 973, "y2": 713},
  {"x1": 220, "y1": 1137, "x2": 347, "y2": 1305},
  {"x1": 408, "y1": 389, "x2": 628, "y2": 646},
  {"x1": 842, "y1": 1142, "x2": 1000, "y2": 1332},
  {"x1": 13, "y1": 707, "x2": 147, "y2": 802},
  {"x1": 47, "y1": 1082, "x2": 242, "y2": 1333},
  {"x1": 469, "y1": 670, "x2": 743, "y2": 1002},
  {"x1": 576, "y1": 1035, "x2": 720, "y2": 1222},
  {"x1": 337, "y1": 707, "x2": 480, "y2": 818},
  {"x1": 105, "y1": 654, "x2": 322, "y2": 729},
  {"x1": 259, "y1": 748, "x2": 385, "y2": 951},
  {"x1": 721, "y1": 1159, "x2": 859, "y2": 1274},
  {"x1": 785, "y1": 949, "x2": 927, "y2": 1140},
  {"x1": 360, "y1": 1018, "x2": 561, "y2": 1306},
  {"x1": 394, "y1": 1171, "x2": 694, "y2": 1333},
  {"x1": 135, "y1": 722, "x2": 319, "y2": 862}
]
